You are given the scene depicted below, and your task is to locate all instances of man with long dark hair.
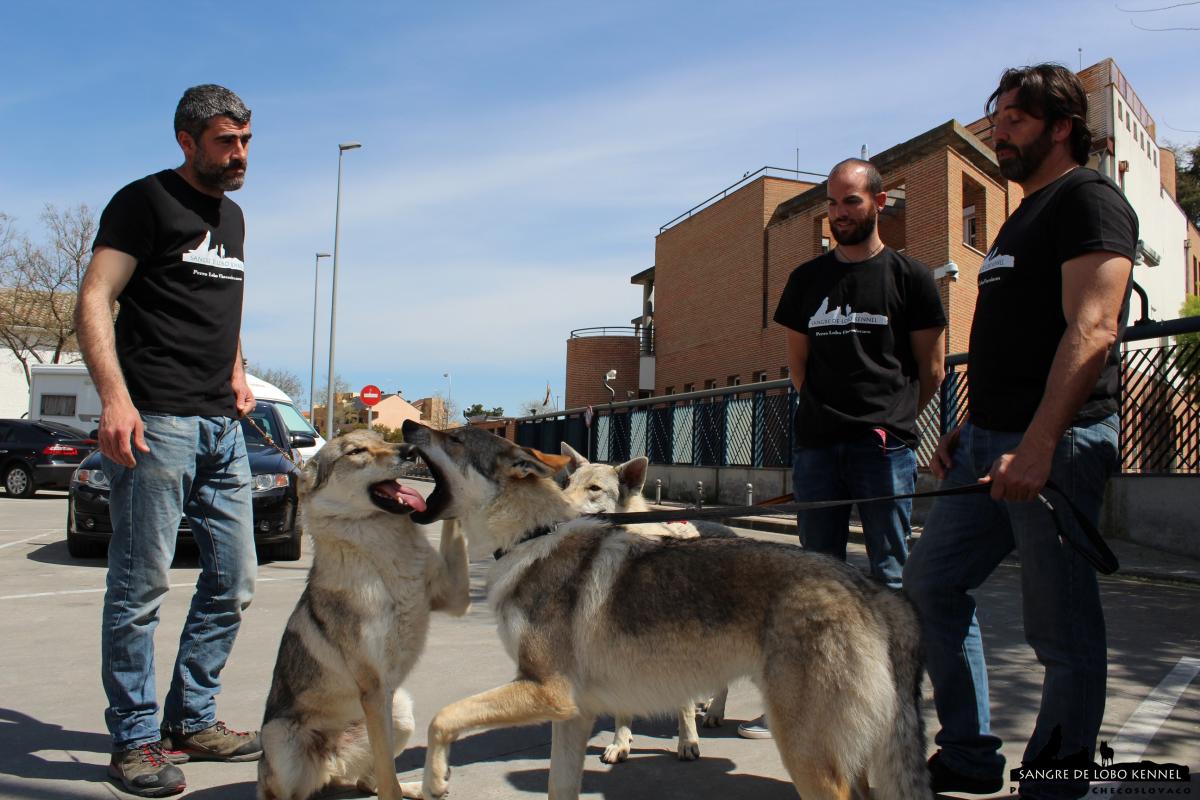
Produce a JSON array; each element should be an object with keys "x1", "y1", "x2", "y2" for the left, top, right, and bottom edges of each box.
[{"x1": 904, "y1": 64, "x2": 1138, "y2": 799}]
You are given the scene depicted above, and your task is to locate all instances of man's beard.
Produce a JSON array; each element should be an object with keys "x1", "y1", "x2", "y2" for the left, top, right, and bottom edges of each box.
[
  {"x1": 996, "y1": 125, "x2": 1054, "y2": 182},
  {"x1": 193, "y1": 146, "x2": 246, "y2": 192},
  {"x1": 830, "y1": 204, "x2": 878, "y2": 246}
]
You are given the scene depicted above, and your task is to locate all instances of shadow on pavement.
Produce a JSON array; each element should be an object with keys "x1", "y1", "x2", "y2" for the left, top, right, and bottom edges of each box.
[{"x1": 0, "y1": 707, "x2": 111, "y2": 786}]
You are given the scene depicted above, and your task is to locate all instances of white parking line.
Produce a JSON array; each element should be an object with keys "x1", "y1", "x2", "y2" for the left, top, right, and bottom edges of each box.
[
  {"x1": 0, "y1": 575, "x2": 306, "y2": 601},
  {"x1": 1111, "y1": 656, "x2": 1200, "y2": 764},
  {"x1": 0, "y1": 532, "x2": 56, "y2": 549}
]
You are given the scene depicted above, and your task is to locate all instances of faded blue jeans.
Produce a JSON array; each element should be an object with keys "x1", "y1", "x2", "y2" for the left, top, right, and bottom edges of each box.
[
  {"x1": 101, "y1": 414, "x2": 256, "y2": 750},
  {"x1": 902, "y1": 416, "x2": 1117, "y2": 799},
  {"x1": 792, "y1": 431, "x2": 916, "y2": 589}
]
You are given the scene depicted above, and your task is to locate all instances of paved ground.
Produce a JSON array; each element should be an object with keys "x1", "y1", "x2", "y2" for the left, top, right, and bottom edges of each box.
[{"x1": 0, "y1": 488, "x2": 1196, "y2": 799}]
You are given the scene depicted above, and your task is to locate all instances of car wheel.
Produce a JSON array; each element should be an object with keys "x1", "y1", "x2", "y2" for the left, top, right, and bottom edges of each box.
[
  {"x1": 262, "y1": 529, "x2": 302, "y2": 562},
  {"x1": 66, "y1": 497, "x2": 106, "y2": 558},
  {"x1": 4, "y1": 463, "x2": 36, "y2": 498}
]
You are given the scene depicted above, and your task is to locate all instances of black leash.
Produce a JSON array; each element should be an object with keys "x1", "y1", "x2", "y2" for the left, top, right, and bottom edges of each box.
[{"x1": 593, "y1": 481, "x2": 1119, "y2": 575}]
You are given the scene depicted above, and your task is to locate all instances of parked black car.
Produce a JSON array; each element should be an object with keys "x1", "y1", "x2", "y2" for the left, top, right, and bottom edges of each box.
[
  {"x1": 66, "y1": 402, "x2": 315, "y2": 561},
  {"x1": 0, "y1": 419, "x2": 97, "y2": 498}
]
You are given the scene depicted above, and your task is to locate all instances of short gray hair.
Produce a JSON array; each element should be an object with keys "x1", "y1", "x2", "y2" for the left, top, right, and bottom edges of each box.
[{"x1": 174, "y1": 84, "x2": 251, "y2": 142}]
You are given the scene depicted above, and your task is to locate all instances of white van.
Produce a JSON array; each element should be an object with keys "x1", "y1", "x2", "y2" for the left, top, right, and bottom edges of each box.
[
  {"x1": 28, "y1": 365, "x2": 324, "y2": 460},
  {"x1": 245, "y1": 374, "x2": 326, "y2": 461}
]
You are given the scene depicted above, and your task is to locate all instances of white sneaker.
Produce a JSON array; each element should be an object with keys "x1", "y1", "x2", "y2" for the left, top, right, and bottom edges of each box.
[{"x1": 737, "y1": 715, "x2": 771, "y2": 739}]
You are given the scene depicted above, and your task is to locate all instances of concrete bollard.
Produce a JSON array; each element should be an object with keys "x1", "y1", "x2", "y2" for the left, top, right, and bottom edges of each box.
[
  {"x1": 696, "y1": 481, "x2": 704, "y2": 510},
  {"x1": 746, "y1": 483, "x2": 754, "y2": 506},
  {"x1": 655, "y1": 478, "x2": 662, "y2": 505}
]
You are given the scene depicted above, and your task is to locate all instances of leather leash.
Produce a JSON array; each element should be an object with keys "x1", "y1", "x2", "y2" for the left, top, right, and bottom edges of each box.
[
  {"x1": 243, "y1": 416, "x2": 303, "y2": 471},
  {"x1": 593, "y1": 481, "x2": 1119, "y2": 574}
]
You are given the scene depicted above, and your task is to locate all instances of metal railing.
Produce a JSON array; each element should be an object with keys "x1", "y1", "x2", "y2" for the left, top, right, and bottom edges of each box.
[
  {"x1": 659, "y1": 166, "x2": 827, "y2": 233},
  {"x1": 569, "y1": 325, "x2": 655, "y2": 356},
  {"x1": 520, "y1": 315, "x2": 1200, "y2": 475}
]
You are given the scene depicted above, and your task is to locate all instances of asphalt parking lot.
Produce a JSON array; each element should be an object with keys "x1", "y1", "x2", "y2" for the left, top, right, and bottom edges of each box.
[{"x1": 0, "y1": 488, "x2": 1196, "y2": 799}]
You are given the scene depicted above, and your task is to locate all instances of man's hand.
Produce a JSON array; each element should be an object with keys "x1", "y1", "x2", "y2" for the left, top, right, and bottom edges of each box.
[
  {"x1": 231, "y1": 372, "x2": 256, "y2": 418},
  {"x1": 984, "y1": 440, "x2": 1055, "y2": 502},
  {"x1": 99, "y1": 398, "x2": 149, "y2": 467},
  {"x1": 929, "y1": 424, "x2": 963, "y2": 480}
]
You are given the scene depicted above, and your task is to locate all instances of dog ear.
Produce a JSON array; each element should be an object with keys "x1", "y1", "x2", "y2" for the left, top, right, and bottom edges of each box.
[
  {"x1": 559, "y1": 441, "x2": 588, "y2": 474},
  {"x1": 300, "y1": 447, "x2": 336, "y2": 495},
  {"x1": 616, "y1": 456, "x2": 649, "y2": 493},
  {"x1": 508, "y1": 448, "x2": 572, "y2": 479}
]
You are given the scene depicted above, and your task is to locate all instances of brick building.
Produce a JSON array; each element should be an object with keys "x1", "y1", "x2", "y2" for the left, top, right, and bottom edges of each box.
[{"x1": 562, "y1": 58, "x2": 1198, "y2": 403}]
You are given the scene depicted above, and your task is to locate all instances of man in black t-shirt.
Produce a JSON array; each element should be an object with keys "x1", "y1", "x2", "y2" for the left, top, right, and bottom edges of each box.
[
  {"x1": 76, "y1": 85, "x2": 262, "y2": 796},
  {"x1": 904, "y1": 65, "x2": 1137, "y2": 800},
  {"x1": 738, "y1": 159, "x2": 947, "y2": 738}
]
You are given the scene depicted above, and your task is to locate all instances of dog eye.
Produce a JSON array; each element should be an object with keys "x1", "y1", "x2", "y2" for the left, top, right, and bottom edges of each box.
[
  {"x1": 588, "y1": 485, "x2": 602, "y2": 492},
  {"x1": 347, "y1": 447, "x2": 367, "y2": 456}
]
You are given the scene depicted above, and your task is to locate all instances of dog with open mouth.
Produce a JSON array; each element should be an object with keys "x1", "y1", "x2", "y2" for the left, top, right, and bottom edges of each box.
[
  {"x1": 257, "y1": 429, "x2": 470, "y2": 800},
  {"x1": 401, "y1": 420, "x2": 929, "y2": 800}
]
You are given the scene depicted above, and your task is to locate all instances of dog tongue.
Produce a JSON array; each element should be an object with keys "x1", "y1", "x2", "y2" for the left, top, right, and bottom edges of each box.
[
  {"x1": 375, "y1": 481, "x2": 428, "y2": 513},
  {"x1": 397, "y1": 484, "x2": 427, "y2": 513}
]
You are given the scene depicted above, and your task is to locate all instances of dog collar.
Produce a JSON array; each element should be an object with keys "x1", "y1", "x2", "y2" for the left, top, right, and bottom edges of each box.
[{"x1": 493, "y1": 523, "x2": 559, "y2": 560}]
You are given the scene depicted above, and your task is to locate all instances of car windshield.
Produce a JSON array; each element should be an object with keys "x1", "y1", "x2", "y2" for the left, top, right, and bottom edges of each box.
[
  {"x1": 240, "y1": 408, "x2": 284, "y2": 448},
  {"x1": 272, "y1": 402, "x2": 318, "y2": 436}
]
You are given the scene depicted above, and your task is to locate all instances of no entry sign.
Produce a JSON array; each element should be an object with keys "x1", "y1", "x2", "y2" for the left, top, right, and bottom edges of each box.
[{"x1": 360, "y1": 385, "x2": 382, "y2": 406}]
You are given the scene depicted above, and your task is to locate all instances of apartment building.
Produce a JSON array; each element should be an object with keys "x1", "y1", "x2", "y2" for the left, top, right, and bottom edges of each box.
[{"x1": 563, "y1": 58, "x2": 1197, "y2": 407}]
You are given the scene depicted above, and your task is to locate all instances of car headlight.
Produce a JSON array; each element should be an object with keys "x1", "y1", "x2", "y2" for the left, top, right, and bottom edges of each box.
[
  {"x1": 252, "y1": 473, "x2": 290, "y2": 492},
  {"x1": 73, "y1": 468, "x2": 110, "y2": 489}
]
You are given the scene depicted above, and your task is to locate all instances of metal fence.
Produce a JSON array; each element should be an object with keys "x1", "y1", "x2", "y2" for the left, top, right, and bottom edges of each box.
[{"x1": 518, "y1": 315, "x2": 1200, "y2": 475}]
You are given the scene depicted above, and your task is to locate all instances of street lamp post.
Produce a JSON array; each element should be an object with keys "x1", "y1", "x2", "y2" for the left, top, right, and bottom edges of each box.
[
  {"x1": 309, "y1": 252, "x2": 331, "y2": 417},
  {"x1": 442, "y1": 372, "x2": 452, "y2": 428},
  {"x1": 326, "y1": 141, "x2": 361, "y2": 441}
]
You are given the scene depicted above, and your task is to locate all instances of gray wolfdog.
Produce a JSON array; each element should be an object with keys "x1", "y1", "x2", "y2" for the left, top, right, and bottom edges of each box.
[
  {"x1": 559, "y1": 442, "x2": 729, "y2": 764},
  {"x1": 257, "y1": 430, "x2": 470, "y2": 800},
  {"x1": 402, "y1": 420, "x2": 929, "y2": 800}
]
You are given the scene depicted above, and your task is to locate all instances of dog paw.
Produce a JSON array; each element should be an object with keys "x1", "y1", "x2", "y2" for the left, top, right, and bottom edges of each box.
[
  {"x1": 422, "y1": 784, "x2": 449, "y2": 800},
  {"x1": 677, "y1": 740, "x2": 700, "y2": 761},
  {"x1": 600, "y1": 744, "x2": 629, "y2": 764},
  {"x1": 701, "y1": 711, "x2": 724, "y2": 728},
  {"x1": 399, "y1": 781, "x2": 424, "y2": 799}
]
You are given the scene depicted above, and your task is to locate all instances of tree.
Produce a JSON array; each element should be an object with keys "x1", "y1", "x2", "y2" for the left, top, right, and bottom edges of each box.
[
  {"x1": 1168, "y1": 142, "x2": 1200, "y2": 228},
  {"x1": 0, "y1": 205, "x2": 97, "y2": 385},
  {"x1": 462, "y1": 402, "x2": 504, "y2": 419},
  {"x1": 247, "y1": 362, "x2": 303, "y2": 402}
]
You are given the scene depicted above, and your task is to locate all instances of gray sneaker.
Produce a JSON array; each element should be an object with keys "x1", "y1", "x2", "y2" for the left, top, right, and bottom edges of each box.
[
  {"x1": 161, "y1": 721, "x2": 262, "y2": 762},
  {"x1": 737, "y1": 715, "x2": 772, "y2": 739},
  {"x1": 108, "y1": 742, "x2": 187, "y2": 797}
]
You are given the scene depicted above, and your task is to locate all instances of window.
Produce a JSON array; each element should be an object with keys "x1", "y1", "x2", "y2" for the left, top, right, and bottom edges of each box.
[
  {"x1": 780, "y1": 366, "x2": 790, "y2": 378},
  {"x1": 753, "y1": 370, "x2": 768, "y2": 383},
  {"x1": 704, "y1": 379, "x2": 717, "y2": 391},
  {"x1": 1117, "y1": 100, "x2": 1124, "y2": 122},
  {"x1": 40, "y1": 394, "x2": 76, "y2": 417},
  {"x1": 273, "y1": 400, "x2": 318, "y2": 436},
  {"x1": 962, "y1": 204, "x2": 978, "y2": 249},
  {"x1": 665, "y1": 385, "x2": 675, "y2": 395},
  {"x1": 727, "y1": 375, "x2": 741, "y2": 387},
  {"x1": 1153, "y1": 149, "x2": 1157, "y2": 166},
  {"x1": 683, "y1": 383, "x2": 694, "y2": 393}
]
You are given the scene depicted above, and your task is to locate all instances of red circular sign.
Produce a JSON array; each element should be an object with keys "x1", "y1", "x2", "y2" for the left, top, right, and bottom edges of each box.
[{"x1": 360, "y1": 385, "x2": 382, "y2": 406}]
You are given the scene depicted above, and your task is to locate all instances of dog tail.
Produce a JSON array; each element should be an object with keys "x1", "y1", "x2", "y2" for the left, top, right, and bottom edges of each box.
[{"x1": 872, "y1": 590, "x2": 931, "y2": 800}]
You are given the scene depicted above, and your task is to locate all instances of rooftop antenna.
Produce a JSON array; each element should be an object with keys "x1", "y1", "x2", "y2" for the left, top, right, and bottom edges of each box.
[
  {"x1": 1078, "y1": 47, "x2": 1082, "y2": 71},
  {"x1": 861, "y1": 144, "x2": 869, "y2": 160}
]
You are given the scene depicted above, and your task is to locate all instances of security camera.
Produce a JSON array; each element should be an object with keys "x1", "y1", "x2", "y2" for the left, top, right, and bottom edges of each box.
[{"x1": 606, "y1": 370, "x2": 617, "y2": 381}]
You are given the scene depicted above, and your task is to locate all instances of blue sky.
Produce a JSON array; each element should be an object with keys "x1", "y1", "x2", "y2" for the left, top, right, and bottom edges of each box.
[{"x1": 2, "y1": 1, "x2": 1196, "y2": 418}]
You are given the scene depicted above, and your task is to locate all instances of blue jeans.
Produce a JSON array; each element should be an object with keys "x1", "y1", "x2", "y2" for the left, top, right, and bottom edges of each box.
[
  {"x1": 101, "y1": 415, "x2": 256, "y2": 750},
  {"x1": 902, "y1": 416, "x2": 1117, "y2": 797},
  {"x1": 792, "y1": 432, "x2": 916, "y2": 589}
]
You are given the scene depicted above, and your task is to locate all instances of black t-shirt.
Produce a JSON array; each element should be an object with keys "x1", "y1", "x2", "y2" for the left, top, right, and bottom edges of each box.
[
  {"x1": 968, "y1": 168, "x2": 1138, "y2": 431},
  {"x1": 773, "y1": 248, "x2": 947, "y2": 448},
  {"x1": 93, "y1": 169, "x2": 246, "y2": 417}
]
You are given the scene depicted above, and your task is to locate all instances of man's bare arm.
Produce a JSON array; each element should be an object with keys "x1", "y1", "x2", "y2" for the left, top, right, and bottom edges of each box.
[
  {"x1": 910, "y1": 326, "x2": 946, "y2": 413},
  {"x1": 75, "y1": 247, "x2": 148, "y2": 467},
  {"x1": 987, "y1": 251, "x2": 1132, "y2": 501},
  {"x1": 785, "y1": 329, "x2": 809, "y2": 395},
  {"x1": 230, "y1": 340, "x2": 255, "y2": 417}
]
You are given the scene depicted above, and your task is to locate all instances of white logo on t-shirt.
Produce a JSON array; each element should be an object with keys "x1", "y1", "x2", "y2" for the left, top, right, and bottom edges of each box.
[
  {"x1": 979, "y1": 246, "x2": 1014, "y2": 275},
  {"x1": 807, "y1": 297, "x2": 888, "y2": 329},
  {"x1": 182, "y1": 232, "x2": 244, "y2": 272}
]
